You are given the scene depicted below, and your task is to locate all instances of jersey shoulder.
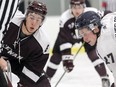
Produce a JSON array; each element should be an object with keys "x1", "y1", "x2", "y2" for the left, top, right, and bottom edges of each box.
[
  {"x1": 10, "y1": 10, "x2": 25, "y2": 26},
  {"x1": 60, "y1": 9, "x2": 74, "y2": 27},
  {"x1": 84, "y1": 7, "x2": 103, "y2": 17},
  {"x1": 84, "y1": 7, "x2": 98, "y2": 12},
  {"x1": 33, "y1": 27, "x2": 50, "y2": 54},
  {"x1": 102, "y1": 12, "x2": 116, "y2": 20},
  {"x1": 101, "y1": 12, "x2": 116, "y2": 38},
  {"x1": 101, "y1": 12, "x2": 116, "y2": 26}
]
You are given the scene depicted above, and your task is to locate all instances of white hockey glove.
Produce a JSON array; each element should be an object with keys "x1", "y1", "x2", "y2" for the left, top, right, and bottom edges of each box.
[
  {"x1": 62, "y1": 55, "x2": 74, "y2": 73},
  {"x1": 101, "y1": 76, "x2": 110, "y2": 87}
]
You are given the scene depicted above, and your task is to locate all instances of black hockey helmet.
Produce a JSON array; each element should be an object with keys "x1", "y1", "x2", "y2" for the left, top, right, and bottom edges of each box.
[
  {"x1": 27, "y1": 1, "x2": 47, "y2": 19},
  {"x1": 70, "y1": 0, "x2": 85, "y2": 5},
  {"x1": 75, "y1": 11, "x2": 101, "y2": 31}
]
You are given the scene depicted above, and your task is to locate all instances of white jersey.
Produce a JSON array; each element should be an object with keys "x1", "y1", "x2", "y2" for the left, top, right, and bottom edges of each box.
[
  {"x1": 83, "y1": 7, "x2": 103, "y2": 18},
  {"x1": 96, "y1": 12, "x2": 116, "y2": 83}
]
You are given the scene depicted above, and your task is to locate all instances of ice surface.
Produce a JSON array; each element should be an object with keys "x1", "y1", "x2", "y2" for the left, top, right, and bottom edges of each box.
[{"x1": 50, "y1": 53, "x2": 102, "y2": 87}]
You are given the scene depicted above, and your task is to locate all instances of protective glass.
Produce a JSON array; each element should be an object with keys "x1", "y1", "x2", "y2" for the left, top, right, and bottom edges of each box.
[{"x1": 78, "y1": 24, "x2": 96, "y2": 37}]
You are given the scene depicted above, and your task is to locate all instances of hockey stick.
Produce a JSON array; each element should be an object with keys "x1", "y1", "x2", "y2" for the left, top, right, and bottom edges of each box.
[
  {"x1": 54, "y1": 42, "x2": 85, "y2": 87},
  {"x1": 0, "y1": 68, "x2": 13, "y2": 87},
  {"x1": 0, "y1": 59, "x2": 13, "y2": 87},
  {"x1": 5, "y1": 60, "x2": 13, "y2": 87},
  {"x1": 0, "y1": 68, "x2": 8, "y2": 87},
  {"x1": 4, "y1": 72, "x2": 13, "y2": 87}
]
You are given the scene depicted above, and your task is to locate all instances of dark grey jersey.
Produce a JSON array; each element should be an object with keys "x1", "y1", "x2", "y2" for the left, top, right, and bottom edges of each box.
[{"x1": 0, "y1": 12, "x2": 50, "y2": 86}]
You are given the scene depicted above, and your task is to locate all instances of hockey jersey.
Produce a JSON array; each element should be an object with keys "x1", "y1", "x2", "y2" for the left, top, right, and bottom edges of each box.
[
  {"x1": 59, "y1": 7, "x2": 103, "y2": 54},
  {"x1": 96, "y1": 12, "x2": 116, "y2": 83},
  {"x1": 0, "y1": 11, "x2": 50, "y2": 86}
]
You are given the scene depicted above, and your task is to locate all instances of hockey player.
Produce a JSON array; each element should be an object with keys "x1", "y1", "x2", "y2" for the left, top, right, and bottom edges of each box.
[
  {"x1": 75, "y1": 11, "x2": 116, "y2": 86},
  {"x1": 0, "y1": 1, "x2": 51, "y2": 87},
  {"x1": 46, "y1": 0, "x2": 114, "y2": 86}
]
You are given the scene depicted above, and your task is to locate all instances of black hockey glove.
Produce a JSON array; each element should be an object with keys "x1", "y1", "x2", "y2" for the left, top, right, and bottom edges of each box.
[
  {"x1": 62, "y1": 55, "x2": 74, "y2": 73},
  {"x1": 101, "y1": 76, "x2": 110, "y2": 87}
]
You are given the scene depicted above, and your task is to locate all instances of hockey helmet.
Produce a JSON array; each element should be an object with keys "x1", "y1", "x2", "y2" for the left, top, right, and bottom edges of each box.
[
  {"x1": 75, "y1": 11, "x2": 101, "y2": 31},
  {"x1": 70, "y1": 0, "x2": 85, "y2": 5},
  {"x1": 27, "y1": 1, "x2": 47, "y2": 18}
]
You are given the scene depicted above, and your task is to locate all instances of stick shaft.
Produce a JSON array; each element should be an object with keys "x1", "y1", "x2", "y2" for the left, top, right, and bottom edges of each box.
[{"x1": 54, "y1": 42, "x2": 85, "y2": 87}]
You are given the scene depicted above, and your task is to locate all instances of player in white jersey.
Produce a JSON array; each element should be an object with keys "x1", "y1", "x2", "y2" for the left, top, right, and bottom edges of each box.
[
  {"x1": 97, "y1": 12, "x2": 116, "y2": 85},
  {"x1": 75, "y1": 11, "x2": 116, "y2": 86}
]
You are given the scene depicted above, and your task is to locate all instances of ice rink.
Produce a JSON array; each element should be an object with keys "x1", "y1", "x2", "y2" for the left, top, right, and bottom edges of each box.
[
  {"x1": 0, "y1": 16, "x2": 106, "y2": 87},
  {"x1": 10, "y1": 16, "x2": 102, "y2": 87},
  {"x1": 50, "y1": 53, "x2": 102, "y2": 87}
]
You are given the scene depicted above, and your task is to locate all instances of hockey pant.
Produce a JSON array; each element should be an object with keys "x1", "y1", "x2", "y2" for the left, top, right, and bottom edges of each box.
[{"x1": 17, "y1": 75, "x2": 51, "y2": 87}]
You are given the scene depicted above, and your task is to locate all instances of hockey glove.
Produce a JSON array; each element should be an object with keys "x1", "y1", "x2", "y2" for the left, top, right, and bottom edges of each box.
[
  {"x1": 101, "y1": 76, "x2": 110, "y2": 87},
  {"x1": 62, "y1": 55, "x2": 74, "y2": 73}
]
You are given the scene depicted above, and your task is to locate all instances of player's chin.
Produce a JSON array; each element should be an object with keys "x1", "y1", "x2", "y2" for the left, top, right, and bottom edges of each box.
[{"x1": 28, "y1": 30, "x2": 36, "y2": 34}]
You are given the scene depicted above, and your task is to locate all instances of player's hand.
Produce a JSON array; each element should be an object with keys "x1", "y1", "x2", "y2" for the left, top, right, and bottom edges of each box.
[
  {"x1": 62, "y1": 55, "x2": 74, "y2": 73},
  {"x1": 0, "y1": 57, "x2": 7, "y2": 71},
  {"x1": 101, "y1": 76, "x2": 110, "y2": 87}
]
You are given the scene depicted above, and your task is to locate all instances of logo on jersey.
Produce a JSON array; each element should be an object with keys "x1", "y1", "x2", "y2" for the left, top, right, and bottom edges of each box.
[
  {"x1": 68, "y1": 22, "x2": 75, "y2": 29},
  {"x1": 102, "y1": 25, "x2": 107, "y2": 29},
  {"x1": 2, "y1": 44, "x2": 23, "y2": 60}
]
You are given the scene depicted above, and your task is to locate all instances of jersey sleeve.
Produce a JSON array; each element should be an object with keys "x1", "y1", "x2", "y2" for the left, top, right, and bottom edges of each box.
[
  {"x1": 101, "y1": 12, "x2": 116, "y2": 40},
  {"x1": 10, "y1": 10, "x2": 25, "y2": 26},
  {"x1": 84, "y1": 7, "x2": 104, "y2": 18},
  {"x1": 59, "y1": 13, "x2": 82, "y2": 55}
]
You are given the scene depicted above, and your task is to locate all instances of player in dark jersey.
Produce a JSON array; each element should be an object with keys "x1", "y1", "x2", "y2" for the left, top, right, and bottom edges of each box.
[
  {"x1": 46, "y1": 0, "x2": 114, "y2": 86},
  {"x1": 0, "y1": 1, "x2": 51, "y2": 87}
]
